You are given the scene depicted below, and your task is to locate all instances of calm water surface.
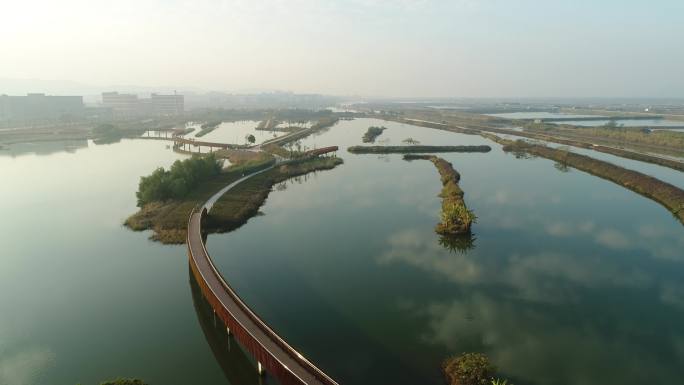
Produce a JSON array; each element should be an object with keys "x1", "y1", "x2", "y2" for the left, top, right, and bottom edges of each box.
[
  {"x1": 0, "y1": 139, "x2": 242, "y2": 385},
  {"x1": 189, "y1": 120, "x2": 283, "y2": 145},
  {"x1": 2, "y1": 119, "x2": 684, "y2": 385},
  {"x1": 207, "y1": 119, "x2": 684, "y2": 385}
]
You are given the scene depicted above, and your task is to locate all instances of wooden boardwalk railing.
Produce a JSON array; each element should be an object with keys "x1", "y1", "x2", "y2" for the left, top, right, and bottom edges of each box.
[{"x1": 187, "y1": 206, "x2": 339, "y2": 385}]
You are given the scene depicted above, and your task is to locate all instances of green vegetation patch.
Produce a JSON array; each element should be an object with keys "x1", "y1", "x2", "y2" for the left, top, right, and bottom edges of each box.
[
  {"x1": 206, "y1": 156, "x2": 344, "y2": 233},
  {"x1": 263, "y1": 116, "x2": 339, "y2": 147},
  {"x1": 92, "y1": 123, "x2": 124, "y2": 144},
  {"x1": 524, "y1": 123, "x2": 684, "y2": 157},
  {"x1": 348, "y1": 145, "x2": 491, "y2": 154},
  {"x1": 404, "y1": 154, "x2": 476, "y2": 235},
  {"x1": 125, "y1": 155, "x2": 275, "y2": 244},
  {"x1": 125, "y1": 153, "x2": 343, "y2": 244},
  {"x1": 443, "y1": 353, "x2": 496, "y2": 385},
  {"x1": 135, "y1": 154, "x2": 223, "y2": 207}
]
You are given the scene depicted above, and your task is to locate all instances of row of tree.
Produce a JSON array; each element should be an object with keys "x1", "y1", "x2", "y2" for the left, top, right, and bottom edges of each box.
[{"x1": 136, "y1": 154, "x2": 223, "y2": 206}]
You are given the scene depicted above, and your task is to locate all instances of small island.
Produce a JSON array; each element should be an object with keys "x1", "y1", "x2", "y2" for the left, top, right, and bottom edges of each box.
[
  {"x1": 125, "y1": 149, "x2": 343, "y2": 243},
  {"x1": 404, "y1": 154, "x2": 476, "y2": 234},
  {"x1": 348, "y1": 145, "x2": 491, "y2": 154},
  {"x1": 362, "y1": 126, "x2": 387, "y2": 143}
]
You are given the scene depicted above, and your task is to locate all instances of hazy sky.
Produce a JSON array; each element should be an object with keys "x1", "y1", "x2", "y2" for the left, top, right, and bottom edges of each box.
[{"x1": 2, "y1": 0, "x2": 683, "y2": 97}]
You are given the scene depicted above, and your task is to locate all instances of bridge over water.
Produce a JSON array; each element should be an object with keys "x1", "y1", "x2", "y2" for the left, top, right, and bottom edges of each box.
[{"x1": 187, "y1": 149, "x2": 340, "y2": 385}]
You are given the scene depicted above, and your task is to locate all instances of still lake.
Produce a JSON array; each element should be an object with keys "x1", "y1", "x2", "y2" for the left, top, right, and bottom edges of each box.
[{"x1": 1, "y1": 118, "x2": 684, "y2": 385}]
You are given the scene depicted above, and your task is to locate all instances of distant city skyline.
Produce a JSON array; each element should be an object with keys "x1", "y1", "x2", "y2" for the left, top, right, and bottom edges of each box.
[{"x1": 2, "y1": 0, "x2": 684, "y2": 98}]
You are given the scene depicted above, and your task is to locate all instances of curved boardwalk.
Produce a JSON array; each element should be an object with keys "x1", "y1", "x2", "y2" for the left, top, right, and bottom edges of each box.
[{"x1": 187, "y1": 169, "x2": 339, "y2": 385}]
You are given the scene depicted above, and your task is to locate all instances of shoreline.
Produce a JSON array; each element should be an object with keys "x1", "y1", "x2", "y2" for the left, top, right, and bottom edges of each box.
[
  {"x1": 404, "y1": 154, "x2": 475, "y2": 235},
  {"x1": 348, "y1": 145, "x2": 491, "y2": 154},
  {"x1": 124, "y1": 155, "x2": 343, "y2": 243},
  {"x1": 498, "y1": 138, "x2": 684, "y2": 225}
]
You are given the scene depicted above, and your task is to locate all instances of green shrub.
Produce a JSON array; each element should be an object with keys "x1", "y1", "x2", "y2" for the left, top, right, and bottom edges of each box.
[
  {"x1": 136, "y1": 153, "x2": 223, "y2": 206},
  {"x1": 443, "y1": 353, "x2": 496, "y2": 385}
]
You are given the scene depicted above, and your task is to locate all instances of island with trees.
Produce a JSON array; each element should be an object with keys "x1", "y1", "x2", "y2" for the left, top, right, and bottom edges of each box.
[
  {"x1": 125, "y1": 148, "x2": 343, "y2": 243},
  {"x1": 362, "y1": 126, "x2": 387, "y2": 143}
]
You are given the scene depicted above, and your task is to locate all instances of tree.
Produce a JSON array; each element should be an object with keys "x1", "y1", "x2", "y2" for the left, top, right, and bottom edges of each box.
[
  {"x1": 93, "y1": 123, "x2": 118, "y2": 136},
  {"x1": 135, "y1": 153, "x2": 223, "y2": 206},
  {"x1": 443, "y1": 353, "x2": 495, "y2": 385},
  {"x1": 245, "y1": 134, "x2": 256, "y2": 144},
  {"x1": 603, "y1": 119, "x2": 623, "y2": 129},
  {"x1": 402, "y1": 137, "x2": 420, "y2": 145}
]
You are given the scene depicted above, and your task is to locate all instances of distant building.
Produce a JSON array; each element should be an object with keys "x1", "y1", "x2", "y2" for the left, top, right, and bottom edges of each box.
[
  {"x1": 101, "y1": 91, "x2": 184, "y2": 119},
  {"x1": 0, "y1": 93, "x2": 84, "y2": 122},
  {"x1": 151, "y1": 93, "x2": 184, "y2": 116},
  {"x1": 101, "y1": 92, "x2": 141, "y2": 118}
]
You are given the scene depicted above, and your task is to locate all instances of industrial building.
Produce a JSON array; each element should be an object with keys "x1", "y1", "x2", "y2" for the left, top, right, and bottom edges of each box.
[
  {"x1": 151, "y1": 93, "x2": 184, "y2": 116},
  {"x1": 101, "y1": 92, "x2": 184, "y2": 118},
  {"x1": 0, "y1": 93, "x2": 84, "y2": 122}
]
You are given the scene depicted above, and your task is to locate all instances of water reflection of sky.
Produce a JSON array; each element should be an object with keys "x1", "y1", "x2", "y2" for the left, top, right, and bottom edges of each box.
[
  {"x1": 207, "y1": 118, "x2": 684, "y2": 385},
  {"x1": 0, "y1": 139, "x2": 233, "y2": 385},
  {"x1": 510, "y1": 137, "x2": 684, "y2": 188}
]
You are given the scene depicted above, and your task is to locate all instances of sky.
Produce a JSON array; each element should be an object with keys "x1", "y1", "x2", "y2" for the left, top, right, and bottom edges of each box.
[{"x1": 1, "y1": 0, "x2": 683, "y2": 97}]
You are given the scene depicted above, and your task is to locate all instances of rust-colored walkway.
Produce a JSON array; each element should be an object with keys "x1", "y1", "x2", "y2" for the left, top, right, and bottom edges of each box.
[{"x1": 188, "y1": 196, "x2": 339, "y2": 385}]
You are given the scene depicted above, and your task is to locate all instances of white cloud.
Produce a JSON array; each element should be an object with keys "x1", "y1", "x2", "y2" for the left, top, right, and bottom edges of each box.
[{"x1": 594, "y1": 228, "x2": 632, "y2": 250}]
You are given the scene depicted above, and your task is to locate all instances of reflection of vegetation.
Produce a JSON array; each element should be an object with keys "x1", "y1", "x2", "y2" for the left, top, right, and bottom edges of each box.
[
  {"x1": 125, "y1": 155, "x2": 275, "y2": 243},
  {"x1": 349, "y1": 145, "x2": 491, "y2": 154},
  {"x1": 443, "y1": 353, "x2": 495, "y2": 385},
  {"x1": 99, "y1": 379, "x2": 148, "y2": 385},
  {"x1": 206, "y1": 156, "x2": 343, "y2": 234},
  {"x1": 553, "y1": 146, "x2": 571, "y2": 172},
  {"x1": 439, "y1": 233, "x2": 476, "y2": 253},
  {"x1": 511, "y1": 150, "x2": 534, "y2": 159},
  {"x1": 266, "y1": 116, "x2": 339, "y2": 146},
  {"x1": 603, "y1": 119, "x2": 624, "y2": 129},
  {"x1": 362, "y1": 126, "x2": 387, "y2": 143},
  {"x1": 501, "y1": 139, "x2": 684, "y2": 225},
  {"x1": 93, "y1": 123, "x2": 118, "y2": 136},
  {"x1": 554, "y1": 161, "x2": 570, "y2": 172},
  {"x1": 135, "y1": 154, "x2": 223, "y2": 206},
  {"x1": 92, "y1": 123, "x2": 124, "y2": 144},
  {"x1": 125, "y1": 153, "x2": 343, "y2": 243},
  {"x1": 402, "y1": 137, "x2": 420, "y2": 145}
]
